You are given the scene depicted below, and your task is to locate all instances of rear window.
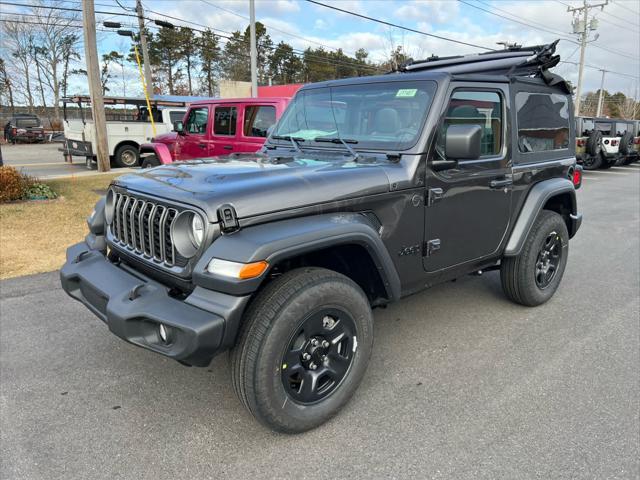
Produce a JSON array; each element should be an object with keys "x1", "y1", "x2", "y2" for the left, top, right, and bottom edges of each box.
[
  {"x1": 595, "y1": 122, "x2": 613, "y2": 135},
  {"x1": 243, "y1": 105, "x2": 276, "y2": 137},
  {"x1": 169, "y1": 111, "x2": 185, "y2": 124},
  {"x1": 516, "y1": 92, "x2": 570, "y2": 153},
  {"x1": 16, "y1": 118, "x2": 40, "y2": 128},
  {"x1": 615, "y1": 122, "x2": 631, "y2": 135}
]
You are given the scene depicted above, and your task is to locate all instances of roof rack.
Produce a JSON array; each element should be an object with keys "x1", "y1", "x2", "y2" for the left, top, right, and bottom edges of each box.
[{"x1": 397, "y1": 40, "x2": 561, "y2": 77}]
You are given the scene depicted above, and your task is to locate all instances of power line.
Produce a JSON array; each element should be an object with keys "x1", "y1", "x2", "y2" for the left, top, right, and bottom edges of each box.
[
  {"x1": 555, "y1": 0, "x2": 640, "y2": 30},
  {"x1": 460, "y1": 0, "x2": 639, "y2": 61},
  {"x1": 610, "y1": 1, "x2": 640, "y2": 15},
  {"x1": 306, "y1": 0, "x2": 495, "y2": 51}
]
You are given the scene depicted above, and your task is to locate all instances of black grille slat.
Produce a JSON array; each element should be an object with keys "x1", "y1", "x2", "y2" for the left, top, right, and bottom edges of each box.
[{"x1": 109, "y1": 192, "x2": 193, "y2": 267}]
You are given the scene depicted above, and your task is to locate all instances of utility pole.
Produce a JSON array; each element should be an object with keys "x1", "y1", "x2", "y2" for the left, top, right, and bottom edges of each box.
[
  {"x1": 136, "y1": 0, "x2": 153, "y2": 98},
  {"x1": 249, "y1": 0, "x2": 258, "y2": 97},
  {"x1": 82, "y1": 0, "x2": 109, "y2": 172},
  {"x1": 568, "y1": 0, "x2": 608, "y2": 116},
  {"x1": 596, "y1": 69, "x2": 606, "y2": 117}
]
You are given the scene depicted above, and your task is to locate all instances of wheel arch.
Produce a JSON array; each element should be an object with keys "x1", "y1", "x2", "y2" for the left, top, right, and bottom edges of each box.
[
  {"x1": 114, "y1": 139, "x2": 140, "y2": 156},
  {"x1": 504, "y1": 178, "x2": 579, "y2": 257},
  {"x1": 192, "y1": 213, "x2": 401, "y2": 304}
]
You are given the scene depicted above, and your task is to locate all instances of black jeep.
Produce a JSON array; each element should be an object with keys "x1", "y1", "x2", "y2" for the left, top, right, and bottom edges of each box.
[{"x1": 61, "y1": 42, "x2": 582, "y2": 433}]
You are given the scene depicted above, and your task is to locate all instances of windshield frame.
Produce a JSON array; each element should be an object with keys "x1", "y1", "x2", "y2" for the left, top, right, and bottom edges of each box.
[{"x1": 269, "y1": 79, "x2": 438, "y2": 153}]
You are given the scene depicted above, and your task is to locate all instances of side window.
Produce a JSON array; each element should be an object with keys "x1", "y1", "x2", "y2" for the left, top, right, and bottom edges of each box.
[
  {"x1": 169, "y1": 111, "x2": 185, "y2": 124},
  {"x1": 516, "y1": 92, "x2": 570, "y2": 152},
  {"x1": 243, "y1": 105, "x2": 276, "y2": 137},
  {"x1": 185, "y1": 107, "x2": 209, "y2": 134},
  {"x1": 214, "y1": 106, "x2": 237, "y2": 136},
  {"x1": 442, "y1": 90, "x2": 502, "y2": 157}
]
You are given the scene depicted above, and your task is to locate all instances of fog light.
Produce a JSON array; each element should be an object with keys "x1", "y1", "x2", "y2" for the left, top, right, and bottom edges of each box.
[{"x1": 158, "y1": 323, "x2": 170, "y2": 344}]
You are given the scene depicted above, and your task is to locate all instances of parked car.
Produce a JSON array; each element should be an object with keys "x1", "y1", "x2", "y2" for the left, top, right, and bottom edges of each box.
[
  {"x1": 61, "y1": 42, "x2": 582, "y2": 433},
  {"x1": 60, "y1": 95, "x2": 199, "y2": 168},
  {"x1": 575, "y1": 116, "x2": 623, "y2": 169},
  {"x1": 3, "y1": 114, "x2": 45, "y2": 144},
  {"x1": 614, "y1": 119, "x2": 637, "y2": 165},
  {"x1": 139, "y1": 97, "x2": 291, "y2": 168}
]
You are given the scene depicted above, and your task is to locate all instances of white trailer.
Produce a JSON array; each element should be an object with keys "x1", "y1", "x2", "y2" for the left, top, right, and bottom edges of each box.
[{"x1": 60, "y1": 95, "x2": 207, "y2": 168}]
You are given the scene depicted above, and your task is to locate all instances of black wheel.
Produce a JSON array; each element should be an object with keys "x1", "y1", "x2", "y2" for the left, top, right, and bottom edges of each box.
[
  {"x1": 599, "y1": 153, "x2": 613, "y2": 169},
  {"x1": 614, "y1": 155, "x2": 626, "y2": 166},
  {"x1": 231, "y1": 267, "x2": 373, "y2": 433},
  {"x1": 582, "y1": 152, "x2": 602, "y2": 170},
  {"x1": 586, "y1": 130, "x2": 602, "y2": 157},
  {"x1": 501, "y1": 210, "x2": 569, "y2": 307},
  {"x1": 114, "y1": 144, "x2": 139, "y2": 168},
  {"x1": 141, "y1": 155, "x2": 160, "y2": 168}
]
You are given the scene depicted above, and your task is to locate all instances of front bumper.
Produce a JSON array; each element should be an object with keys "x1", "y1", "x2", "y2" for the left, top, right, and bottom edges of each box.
[{"x1": 60, "y1": 242, "x2": 249, "y2": 366}]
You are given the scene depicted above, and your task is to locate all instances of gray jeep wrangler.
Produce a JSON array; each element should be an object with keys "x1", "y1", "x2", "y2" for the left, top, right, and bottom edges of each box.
[{"x1": 61, "y1": 42, "x2": 582, "y2": 433}]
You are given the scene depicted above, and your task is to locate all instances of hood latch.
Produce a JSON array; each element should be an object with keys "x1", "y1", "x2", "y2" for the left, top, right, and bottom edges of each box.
[{"x1": 217, "y1": 204, "x2": 239, "y2": 234}]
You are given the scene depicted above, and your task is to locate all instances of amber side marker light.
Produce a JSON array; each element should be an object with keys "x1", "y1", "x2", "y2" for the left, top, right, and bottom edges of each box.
[{"x1": 207, "y1": 259, "x2": 269, "y2": 279}]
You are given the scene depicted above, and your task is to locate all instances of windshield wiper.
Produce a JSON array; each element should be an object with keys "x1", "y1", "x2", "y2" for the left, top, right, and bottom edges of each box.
[
  {"x1": 313, "y1": 137, "x2": 360, "y2": 161},
  {"x1": 272, "y1": 134, "x2": 304, "y2": 153}
]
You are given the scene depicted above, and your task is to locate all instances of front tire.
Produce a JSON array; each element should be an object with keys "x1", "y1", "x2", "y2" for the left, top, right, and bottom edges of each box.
[
  {"x1": 141, "y1": 155, "x2": 160, "y2": 168},
  {"x1": 501, "y1": 210, "x2": 569, "y2": 307},
  {"x1": 114, "y1": 144, "x2": 139, "y2": 168},
  {"x1": 231, "y1": 267, "x2": 373, "y2": 433}
]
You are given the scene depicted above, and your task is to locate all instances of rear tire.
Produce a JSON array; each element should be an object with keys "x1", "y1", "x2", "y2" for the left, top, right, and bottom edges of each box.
[
  {"x1": 501, "y1": 210, "x2": 569, "y2": 307},
  {"x1": 141, "y1": 155, "x2": 160, "y2": 168},
  {"x1": 114, "y1": 144, "x2": 139, "y2": 168},
  {"x1": 599, "y1": 153, "x2": 614, "y2": 169},
  {"x1": 582, "y1": 153, "x2": 602, "y2": 170},
  {"x1": 231, "y1": 267, "x2": 373, "y2": 433}
]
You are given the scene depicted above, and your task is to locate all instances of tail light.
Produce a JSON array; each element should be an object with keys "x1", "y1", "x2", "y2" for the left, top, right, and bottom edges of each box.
[
  {"x1": 11, "y1": 128, "x2": 16, "y2": 135},
  {"x1": 611, "y1": 139, "x2": 618, "y2": 146},
  {"x1": 576, "y1": 139, "x2": 586, "y2": 147},
  {"x1": 634, "y1": 138, "x2": 640, "y2": 145},
  {"x1": 571, "y1": 166, "x2": 582, "y2": 189}
]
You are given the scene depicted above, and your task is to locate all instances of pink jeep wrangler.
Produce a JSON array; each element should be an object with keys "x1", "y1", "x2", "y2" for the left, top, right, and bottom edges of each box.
[{"x1": 139, "y1": 97, "x2": 290, "y2": 168}]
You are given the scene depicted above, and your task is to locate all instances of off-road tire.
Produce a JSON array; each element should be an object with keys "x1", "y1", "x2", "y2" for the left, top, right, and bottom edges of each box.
[
  {"x1": 582, "y1": 152, "x2": 602, "y2": 170},
  {"x1": 501, "y1": 210, "x2": 569, "y2": 307},
  {"x1": 114, "y1": 144, "x2": 139, "y2": 168},
  {"x1": 599, "y1": 153, "x2": 614, "y2": 169},
  {"x1": 230, "y1": 267, "x2": 374, "y2": 433},
  {"x1": 586, "y1": 130, "x2": 602, "y2": 157},
  {"x1": 141, "y1": 155, "x2": 160, "y2": 168}
]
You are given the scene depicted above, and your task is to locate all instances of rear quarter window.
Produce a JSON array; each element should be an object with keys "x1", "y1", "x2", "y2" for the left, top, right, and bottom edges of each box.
[{"x1": 516, "y1": 92, "x2": 570, "y2": 153}]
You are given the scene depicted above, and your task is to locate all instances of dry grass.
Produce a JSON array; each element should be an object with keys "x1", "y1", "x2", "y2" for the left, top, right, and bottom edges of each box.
[{"x1": 0, "y1": 173, "x2": 121, "y2": 279}]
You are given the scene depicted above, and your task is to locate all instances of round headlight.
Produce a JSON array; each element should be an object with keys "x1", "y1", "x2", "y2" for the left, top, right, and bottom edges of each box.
[
  {"x1": 171, "y1": 211, "x2": 205, "y2": 258},
  {"x1": 191, "y1": 214, "x2": 204, "y2": 247},
  {"x1": 105, "y1": 189, "x2": 115, "y2": 225}
]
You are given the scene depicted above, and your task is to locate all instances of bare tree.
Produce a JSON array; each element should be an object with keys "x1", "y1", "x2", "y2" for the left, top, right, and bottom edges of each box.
[
  {"x1": 3, "y1": 19, "x2": 36, "y2": 112},
  {"x1": 30, "y1": 1, "x2": 80, "y2": 119},
  {"x1": 0, "y1": 58, "x2": 15, "y2": 112}
]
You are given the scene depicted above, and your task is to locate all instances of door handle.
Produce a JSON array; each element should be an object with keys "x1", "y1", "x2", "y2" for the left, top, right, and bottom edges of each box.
[
  {"x1": 198, "y1": 143, "x2": 206, "y2": 149},
  {"x1": 223, "y1": 145, "x2": 233, "y2": 150},
  {"x1": 490, "y1": 178, "x2": 513, "y2": 189}
]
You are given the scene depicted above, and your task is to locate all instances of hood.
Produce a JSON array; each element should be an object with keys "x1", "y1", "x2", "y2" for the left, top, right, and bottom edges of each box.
[
  {"x1": 113, "y1": 153, "x2": 391, "y2": 222},
  {"x1": 153, "y1": 132, "x2": 178, "y2": 144}
]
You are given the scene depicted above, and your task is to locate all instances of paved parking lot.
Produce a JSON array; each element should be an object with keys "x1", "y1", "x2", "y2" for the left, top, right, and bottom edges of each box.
[
  {"x1": 1, "y1": 164, "x2": 639, "y2": 480},
  {"x1": 1, "y1": 142, "x2": 133, "y2": 178}
]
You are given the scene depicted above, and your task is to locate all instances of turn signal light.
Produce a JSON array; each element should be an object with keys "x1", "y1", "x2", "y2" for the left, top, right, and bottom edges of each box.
[{"x1": 207, "y1": 258, "x2": 269, "y2": 279}]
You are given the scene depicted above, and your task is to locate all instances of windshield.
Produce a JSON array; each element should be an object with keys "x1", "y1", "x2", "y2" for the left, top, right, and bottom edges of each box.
[{"x1": 273, "y1": 81, "x2": 436, "y2": 150}]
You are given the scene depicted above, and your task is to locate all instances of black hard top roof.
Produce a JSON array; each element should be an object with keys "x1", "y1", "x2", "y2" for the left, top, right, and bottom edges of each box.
[{"x1": 299, "y1": 41, "x2": 570, "y2": 94}]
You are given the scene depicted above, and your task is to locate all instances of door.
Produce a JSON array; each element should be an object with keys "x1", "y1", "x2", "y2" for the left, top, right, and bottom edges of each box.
[
  {"x1": 424, "y1": 87, "x2": 512, "y2": 272},
  {"x1": 236, "y1": 104, "x2": 278, "y2": 153},
  {"x1": 210, "y1": 105, "x2": 239, "y2": 156},
  {"x1": 175, "y1": 106, "x2": 210, "y2": 160}
]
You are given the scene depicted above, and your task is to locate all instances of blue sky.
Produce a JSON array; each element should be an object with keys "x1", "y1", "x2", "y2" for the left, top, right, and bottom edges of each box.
[{"x1": 2, "y1": 0, "x2": 639, "y2": 99}]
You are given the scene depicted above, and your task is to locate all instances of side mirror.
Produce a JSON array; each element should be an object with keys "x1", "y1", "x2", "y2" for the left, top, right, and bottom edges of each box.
[
  {"x1": 445, "y1": 124, "x2": 482, "y2": 160},
  {"x1": 173, "y1": 120, "x2": 184, "y2": 134}
]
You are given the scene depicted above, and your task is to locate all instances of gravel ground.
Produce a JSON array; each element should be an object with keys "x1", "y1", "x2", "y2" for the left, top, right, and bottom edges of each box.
[{"x1": 1, "y1": 164, "x2": 639, "y2": 480}]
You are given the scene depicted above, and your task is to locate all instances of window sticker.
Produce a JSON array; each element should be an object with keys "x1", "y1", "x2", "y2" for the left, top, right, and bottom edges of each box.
[{"x1": 396, "y1": 88, "x2": 417, "y2": 98}]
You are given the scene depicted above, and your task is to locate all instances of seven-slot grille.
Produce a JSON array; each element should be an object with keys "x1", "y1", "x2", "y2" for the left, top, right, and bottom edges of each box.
[{"x1": 110, "y1": 192, "x2": 182, "y2": 266}]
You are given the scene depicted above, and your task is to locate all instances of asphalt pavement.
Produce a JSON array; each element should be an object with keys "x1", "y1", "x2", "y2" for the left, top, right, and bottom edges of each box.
[
  {"x1": 1, "y1": 164, "x2": 639, "y2": 480},
  {"x1": 1, "y1": 142, "x2": 134, "y2": 178}
]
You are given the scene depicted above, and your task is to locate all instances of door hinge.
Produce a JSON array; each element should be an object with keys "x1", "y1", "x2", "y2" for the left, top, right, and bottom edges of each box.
[
  {"x1": 217, "y1": 203, "x2": 239, "y2": 233},
  {"x1": 427, "y1": 188, "x2": 443, "y2": 206},
  {"x1": 423, "y1": 239, "x2": 441, "y2": 257}
]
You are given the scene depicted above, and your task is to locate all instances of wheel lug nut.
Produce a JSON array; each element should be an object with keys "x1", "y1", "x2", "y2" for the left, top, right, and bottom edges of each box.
[
  {"x1": 321, "y1": 355, "x2": 327, "y2": 363},
  {"x1": 309, "y1": 362, "x2": 317, "y2": 370},
  {"x1": 311, "y1": 339, "x2": 319, "y2": 346},
  {"x1": 322, "y1": 340, "x2": 329, "y2": 348},
  {"x1": 302, "y1": 353, "x2": 311, "y2": 360}
]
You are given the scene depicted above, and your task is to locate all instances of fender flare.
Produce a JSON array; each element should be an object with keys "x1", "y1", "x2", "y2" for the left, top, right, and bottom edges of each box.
[
  {"x1": 504, "y1": 178, "x2": 577, "y2": 257},
  {"x1": 192, "y1": 213, "x2": 401, "y2": 300},
  {"x1": 139, "y1": 142, "x2": 173, "y2": 164}
]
